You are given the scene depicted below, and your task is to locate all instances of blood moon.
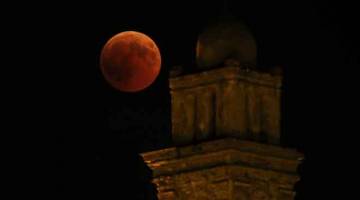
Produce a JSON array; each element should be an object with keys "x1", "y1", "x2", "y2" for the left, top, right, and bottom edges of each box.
[{"x1": 100, "y1": 31, "x2": 161, "y2": 92}]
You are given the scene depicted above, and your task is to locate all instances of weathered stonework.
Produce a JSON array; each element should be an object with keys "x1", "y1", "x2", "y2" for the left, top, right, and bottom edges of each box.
[
  {"x1": 142, "y1": 64, "x2": 302, "y2": 199},
  {"x1": 170, "y1": 66, "x2": 282, "y2": 145},
  {"x1": 141, "y1": 138, "x2": 303, "y2": 200}
]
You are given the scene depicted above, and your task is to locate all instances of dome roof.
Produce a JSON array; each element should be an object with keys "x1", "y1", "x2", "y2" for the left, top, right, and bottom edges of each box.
[{"x1": 196, "y1": 16, "x2": 257, "y2": 69}]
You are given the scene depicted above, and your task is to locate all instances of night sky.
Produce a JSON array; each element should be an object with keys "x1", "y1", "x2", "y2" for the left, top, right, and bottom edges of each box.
[{"x1": 58, "y1": 1, "x2": 359, "y2": 199}]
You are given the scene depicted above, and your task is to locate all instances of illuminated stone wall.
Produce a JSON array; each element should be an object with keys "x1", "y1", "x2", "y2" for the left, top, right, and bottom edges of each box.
[
  {"x1": 142, "y1": 64, "x2": 302, "y2": 199},
  {"x1": 170, "y1": 66, "x2": 282, "y2": 145}
]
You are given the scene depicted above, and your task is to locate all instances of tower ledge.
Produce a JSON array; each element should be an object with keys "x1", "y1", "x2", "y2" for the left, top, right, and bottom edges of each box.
[
  {"x1": 142, "y1": 138, "x2": 303, "y2": 199},
  {"x1": 170, "y1": 66, "x2": 282, "y2": 91}
]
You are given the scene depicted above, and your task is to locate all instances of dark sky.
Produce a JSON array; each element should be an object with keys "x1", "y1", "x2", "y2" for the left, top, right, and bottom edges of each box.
[{"x1": 59, "y1": 1, "x2": 358, "y2": 199}]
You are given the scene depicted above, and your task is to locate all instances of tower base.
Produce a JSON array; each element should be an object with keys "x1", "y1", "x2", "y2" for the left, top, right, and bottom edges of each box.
[{"x1": 142, "y1": 138, "x2": 303, "y2": 200}]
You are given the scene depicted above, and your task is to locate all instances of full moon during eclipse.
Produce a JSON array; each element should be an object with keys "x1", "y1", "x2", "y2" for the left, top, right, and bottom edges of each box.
[{"x1": 100, "y1": 31, "x2": 161, "y2": 92}]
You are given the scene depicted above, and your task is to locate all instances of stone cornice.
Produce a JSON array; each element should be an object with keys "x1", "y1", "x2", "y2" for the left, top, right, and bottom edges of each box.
[
  {"x1": 170, "y1": 66, "x2": 282, "y2": 91},
  {"x1": 142, "y1": 138, "x2": 303, "y2": 177}
]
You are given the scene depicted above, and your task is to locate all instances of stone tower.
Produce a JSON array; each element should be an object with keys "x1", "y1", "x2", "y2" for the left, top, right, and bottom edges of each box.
[{"x1": 141, "y1": 18, "x2": 303, "y2": 200}]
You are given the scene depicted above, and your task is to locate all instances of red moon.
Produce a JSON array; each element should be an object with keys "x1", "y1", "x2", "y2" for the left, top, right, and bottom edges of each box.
[{"x1": 100, "y1": 31, "x2": 161, "y2": 92}]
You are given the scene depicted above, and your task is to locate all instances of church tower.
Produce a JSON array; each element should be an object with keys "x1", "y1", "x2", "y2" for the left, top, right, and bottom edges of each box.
[{"x1": 142, "y1": 17, "x2": 303, "y2": 200}]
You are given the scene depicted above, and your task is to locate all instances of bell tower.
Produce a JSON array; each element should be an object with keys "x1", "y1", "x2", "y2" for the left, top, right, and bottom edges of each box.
[{"x1": 142, "y1": 17, "x2": 303, "y2": 200}]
